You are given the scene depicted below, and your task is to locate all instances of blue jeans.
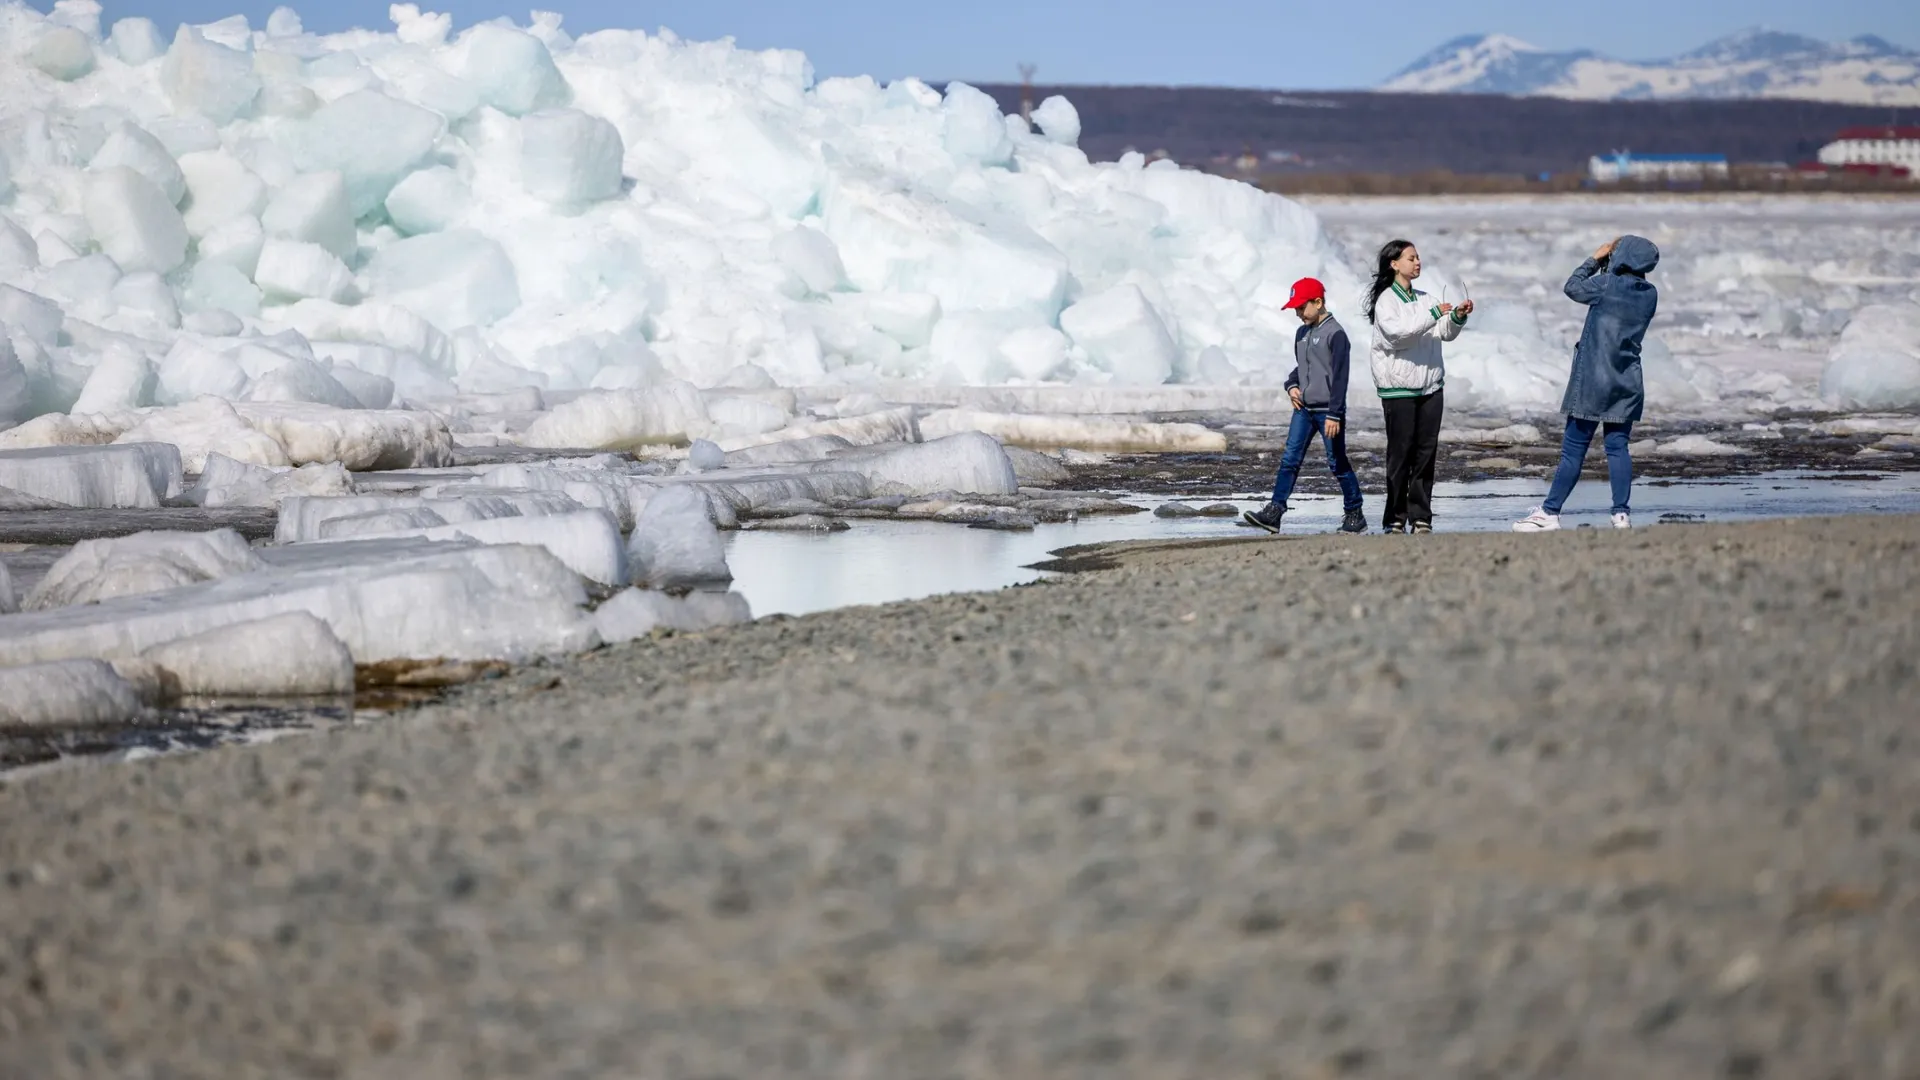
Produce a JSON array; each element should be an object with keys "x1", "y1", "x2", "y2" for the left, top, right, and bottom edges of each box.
[
  {"x1": 1271, "y1": 407, "x2": 1363, "y2": 512},
  {"x1": 1543, "y1": 416, "x2": 1633, "y2": 515}
]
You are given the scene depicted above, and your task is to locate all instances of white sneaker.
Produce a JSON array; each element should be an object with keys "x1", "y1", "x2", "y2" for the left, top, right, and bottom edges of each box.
[
  {"x1": 1611, "y1": 512, "x2": 1632, "y2": 530},
  {"x1": 1511, "y1": 507, "x2": 1560, "y2": 532}
]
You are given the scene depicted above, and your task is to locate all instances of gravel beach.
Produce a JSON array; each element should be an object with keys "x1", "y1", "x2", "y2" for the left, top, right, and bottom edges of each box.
[{"x1": 2, "y1": 515, "x2": 1917, "y2": 1079}]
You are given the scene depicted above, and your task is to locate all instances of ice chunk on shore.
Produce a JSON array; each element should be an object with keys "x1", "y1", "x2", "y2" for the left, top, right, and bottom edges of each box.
[
  {"x1": 234, "y1": 403, "x2": 454, "y2": 469},
  {"x1": 1, "y1": 334, "x2": 29, "y2": 424},
  {"x1": 1651, "y1": 435, "x2": 1746, "y2": 456},
  {"x1": 827, "y1": 432, "x2": 1018, "y2": 496},
  {"x1": 91, "y1": 123, "x2": 188, "y2": 206},
  {"x1": 245, "y1": 357, "x2": 361, "y2": 409},
  {"x1": 0, "y1": 661, "x2": 142, "y2": 727},
  {"x1": 116, "y1": 398, "x2": 290, "y2": 471},
  {"x1": 1031, "y1": 95, "x2": 1081, "y2": 146},
  {"x1": 628, "y1": 486, "x2": 730, "y2": 588},
  {"x1": 519, "y1": 109, "x2": 624, "y2": 205},
  {"x1": 362, "y1": 230, "x2": 520, "y2": 330},
  {"x1": 0, "y1": 217, "x2": 36, "y2": 274},
  {"x1": 306, "y1": 509, "x2": 628, "y2": 586},
  {"x1": 276, "y1": 490, "x2": 582, "y2": 542},
  {"x1": 593, "y1": 589, "x2": 752, "y2": 643},
  {"x1": 919, "y1": 410, "x2": 1227, "y2": 453},
  {"x1": 0, "y1": 444, "x2": 184, "y2": 508},
  {"x1": 457, "y1": 23, "x2": 570, "y2": 116},
  {"x1": 110, "y1": 16, "x2": 167, "y2": 65},
  {"x1": 686, "y1": 438, "x2": 726, "y2": 472},
  {"x1": 180, "y1": 152, "x2": 268, "y2": 238},
  {"x1": 0, "y1": 541, "x2": 597, "y2": 666},
  {"x1": 0, "y1": 561, "x2": 15, "y2": 614},
  {"x1": 384, "y1": 166, "x2": 470, "y2": 235},
  {"x1": 327, "y1": 366, "x2": 396, "y2": 409},
  {"x1": 29, "y1": 25, "x2": 96, "y2": 80},
  {"x1": 70, "y1": 346, "x2": 157, "y2": 415},
  {"x1": 714, "y1": 407, "x2": 915, "y2": 452},
  {"x1": 772, "y1": 226, "x2": 848, "y2": 295},
  {"x1": 1060, "y1": 284, "x2": 1180, "y2": 385},
  {"x1": 189, "y1": 453, "x2": 356, "y2": 508},
  {"x1": 196, "y1": 221, "x2": 267, "y2": 288},
  {"x1": 262, "y1": 170, "x2": 356, "y2": 258},
  {"x1": 1821, "y1": 304, "x2": 1920, "y2": 410},
  {"x1": 84, "y1": 167, "x2": 189, "y2": 274},
  {"x1": 256, "y1": 239, "x2": 357, "y2": 302},
  {"x1": 161, "y1": 26, "x2": 261, "y2": 122},
  {"x1": 523, "y1": 382, "x2": 710, "y2": 450},
  {"x1": 156, "y1": 340, "x2": 250, "y2": 404},
  {"x1": 26, "y1": 529, "x2": 264, "y2": 611},
  {"x1": 141, "y1": 612, "x2": 355, "y2": 696},
  {"x1": 1004, "y1": 446, "x2": 1071, "y2": 485},
  {"x1": 705, "y1": 393, "x2": 792, "y2": 436},
  {"x1": 284, "y1": 90, "x2": 444, "y2": 215}
]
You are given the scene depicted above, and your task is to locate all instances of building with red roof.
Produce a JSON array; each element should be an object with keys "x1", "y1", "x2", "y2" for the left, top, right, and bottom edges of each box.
[{"x1": 1818, "y1": 127, "x2": 1920, "y2": 178}]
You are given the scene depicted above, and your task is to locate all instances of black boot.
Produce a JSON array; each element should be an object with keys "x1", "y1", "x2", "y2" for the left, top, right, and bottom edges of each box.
[
  {"x1": 1242, "y1": 501, "x2": 1286, "y2": 534},
  {"x1": 1339, "y1": 508, "x2": 1367, "y2": 534}
]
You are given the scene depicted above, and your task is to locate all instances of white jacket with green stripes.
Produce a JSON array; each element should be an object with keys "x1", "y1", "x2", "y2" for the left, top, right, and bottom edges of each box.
[{"x1": 1367, "y1": 281, "x2": 1467, "y2": 400}]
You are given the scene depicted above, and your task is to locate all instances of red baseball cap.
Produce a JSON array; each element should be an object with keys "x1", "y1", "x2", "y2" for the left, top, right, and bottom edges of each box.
[{"x1": 1283, "y1": 277, "x2": 1326, "y2": 309}]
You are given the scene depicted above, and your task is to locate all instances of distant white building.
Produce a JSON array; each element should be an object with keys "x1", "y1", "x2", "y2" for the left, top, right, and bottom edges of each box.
[
  {"x1": 1589, "y1": 151, "x2": 1731, "y2": 183},
  {"x1": 1817, "y1": 127, "x2": 1920, "y2": 176}
]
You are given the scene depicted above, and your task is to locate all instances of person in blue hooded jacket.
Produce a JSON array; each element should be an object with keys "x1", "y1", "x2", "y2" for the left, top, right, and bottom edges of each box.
[{"x1": 1513, "y1": 235, "x2": 1660, "y2": 532}]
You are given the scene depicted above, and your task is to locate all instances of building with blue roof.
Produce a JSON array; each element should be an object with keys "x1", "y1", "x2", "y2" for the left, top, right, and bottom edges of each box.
[{"x1": 1589, "y1": 151, "x2": 1731, "y2": 183}]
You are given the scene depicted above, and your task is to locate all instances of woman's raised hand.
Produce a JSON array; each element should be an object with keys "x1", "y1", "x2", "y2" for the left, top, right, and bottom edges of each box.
[{"x1": 1593, "y1": 237, "x2": 1619, "y2": 260}]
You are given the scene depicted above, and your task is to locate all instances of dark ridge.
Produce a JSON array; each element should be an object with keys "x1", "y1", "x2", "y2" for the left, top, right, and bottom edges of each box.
[{"x1": 965, "y1": 85, "x2": 1913, "y2": 176}]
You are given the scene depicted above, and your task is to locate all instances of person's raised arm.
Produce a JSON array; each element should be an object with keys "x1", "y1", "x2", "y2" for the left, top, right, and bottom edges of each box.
[{"x1": 1565, "y1": 238, "x2": 1616, "y2": 305}]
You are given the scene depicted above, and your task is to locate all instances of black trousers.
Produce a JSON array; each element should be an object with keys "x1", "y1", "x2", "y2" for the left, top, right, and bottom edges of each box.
[{"x1": 1381, "y1": 389, "x2": 1444, "y2": 529}]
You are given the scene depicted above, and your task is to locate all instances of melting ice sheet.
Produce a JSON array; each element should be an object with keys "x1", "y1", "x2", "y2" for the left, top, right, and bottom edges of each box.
[{"x1": 725, "y1": 471, "x2": 1920, "y2": 617}]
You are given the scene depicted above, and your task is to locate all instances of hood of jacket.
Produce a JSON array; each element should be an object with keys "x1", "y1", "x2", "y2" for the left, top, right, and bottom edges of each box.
[{"x1": 1612, "y1": 235, "x2": 1660, "y2": 276}]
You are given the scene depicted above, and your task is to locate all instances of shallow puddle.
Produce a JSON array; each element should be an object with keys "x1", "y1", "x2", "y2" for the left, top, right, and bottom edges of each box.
[{"x1": 724, "y1": 470, "x2": 1920, "y2": 617}]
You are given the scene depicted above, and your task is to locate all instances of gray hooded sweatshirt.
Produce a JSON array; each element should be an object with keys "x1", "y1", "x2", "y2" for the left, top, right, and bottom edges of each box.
[{"x1": 1561, "y1": 234, "x2": 1660, "y2": 423}]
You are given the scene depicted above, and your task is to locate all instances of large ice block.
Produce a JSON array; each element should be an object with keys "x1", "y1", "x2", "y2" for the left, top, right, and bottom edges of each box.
[
  {"x1": 0, "y1": 443, "x2": 184, "y2": 508},
  {"x1": 0, "y1": 540, "x2": 597, "y2": 666},
  {"x1": 232, "y1": 403, "x2": 454, "y2": 470},
  {"x1": 814, "y1": 433, "x2": 1017, "y2": 496},
  {"x1": 522, "y1": 382, "x2": 711, "y2": 450},
  {"x1": 0, "y1": 660, "x2": 142, "y2": 728},
  {"x1": 141, "y1": 612, "x2": 354, "y2": 696},
  {"x1": 275, "y1": 490, "x2": 582, "y2": 543},
  {"x1": 188, "y1": 453, "x2": 357, "y2": 509},
  {"x1": 26, "y1": 529, "x2": 265, "y2": 611},
  {"x1": 627, "y1": 486, "x2": 730, "y2": 589},
  {"x1": 714, "y1": 407, "x2": 916, "y2": 452},
  {"x1": 593, "y1": 589, "x2": 752, "y2": 643},
  {"x1": 305, "y1": 508, "x2": 628, "y2": 587}
]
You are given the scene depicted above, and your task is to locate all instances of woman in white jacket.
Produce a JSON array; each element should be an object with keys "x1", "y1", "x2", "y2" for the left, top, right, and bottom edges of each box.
[{"x1": 1365, "y1": 239, "x2": 1472, "y2": 533}]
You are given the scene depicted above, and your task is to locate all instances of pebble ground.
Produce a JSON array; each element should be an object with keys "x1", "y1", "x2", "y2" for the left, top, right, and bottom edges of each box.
[{"x1": 2, "y1": 515, "x2": 1917, "y2": 1079}]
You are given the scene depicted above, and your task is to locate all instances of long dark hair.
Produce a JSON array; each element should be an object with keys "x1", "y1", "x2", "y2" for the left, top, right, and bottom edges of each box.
[{"x1": 1364, "y1": 239, "x2": 1415, "y2": 325}]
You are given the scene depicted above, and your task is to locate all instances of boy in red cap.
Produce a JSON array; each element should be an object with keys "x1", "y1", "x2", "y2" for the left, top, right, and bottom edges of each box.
[{"x1": 1244, "y1": 277, "x2": 1367, "y2": 534}]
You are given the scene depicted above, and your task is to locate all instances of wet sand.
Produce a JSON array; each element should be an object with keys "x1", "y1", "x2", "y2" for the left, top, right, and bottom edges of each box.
[{"x1": 1, "y1": 515, "x2": 1917, "y2": 1079}]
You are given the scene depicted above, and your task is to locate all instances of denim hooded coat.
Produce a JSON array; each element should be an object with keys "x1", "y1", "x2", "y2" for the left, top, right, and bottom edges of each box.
[{"x1": 1560, "y1": 235, "x2": 1660, "y2": 423}]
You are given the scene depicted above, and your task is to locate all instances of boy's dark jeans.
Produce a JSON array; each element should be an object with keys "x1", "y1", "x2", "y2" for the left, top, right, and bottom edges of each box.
[
  {"x1": 1382, "y1": 389, "x2": 1444, "y2": 529},
  {"x1": 1270, "y1": 407, "x2": 1363, "y2": 512}
]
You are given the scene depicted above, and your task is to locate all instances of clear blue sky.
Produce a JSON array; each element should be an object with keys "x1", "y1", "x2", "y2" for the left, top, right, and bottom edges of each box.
[{"x1": 34, "y1": 0, "x2": 1920, "y2": 88}]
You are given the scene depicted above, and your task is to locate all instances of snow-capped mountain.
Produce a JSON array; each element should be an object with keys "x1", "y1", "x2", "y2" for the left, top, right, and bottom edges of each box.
[{"x1": 1381, "y1": 28, "x2": 1920, "y2": 105}]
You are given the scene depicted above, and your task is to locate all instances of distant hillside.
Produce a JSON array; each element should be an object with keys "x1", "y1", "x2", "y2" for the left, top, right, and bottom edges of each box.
[
  {"x1": 971, "y1": 85, "x2": 1913, "y2": 176},
  {"x1": 1381, "y1": 29, "x2": 1920, "y2": 106}
]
